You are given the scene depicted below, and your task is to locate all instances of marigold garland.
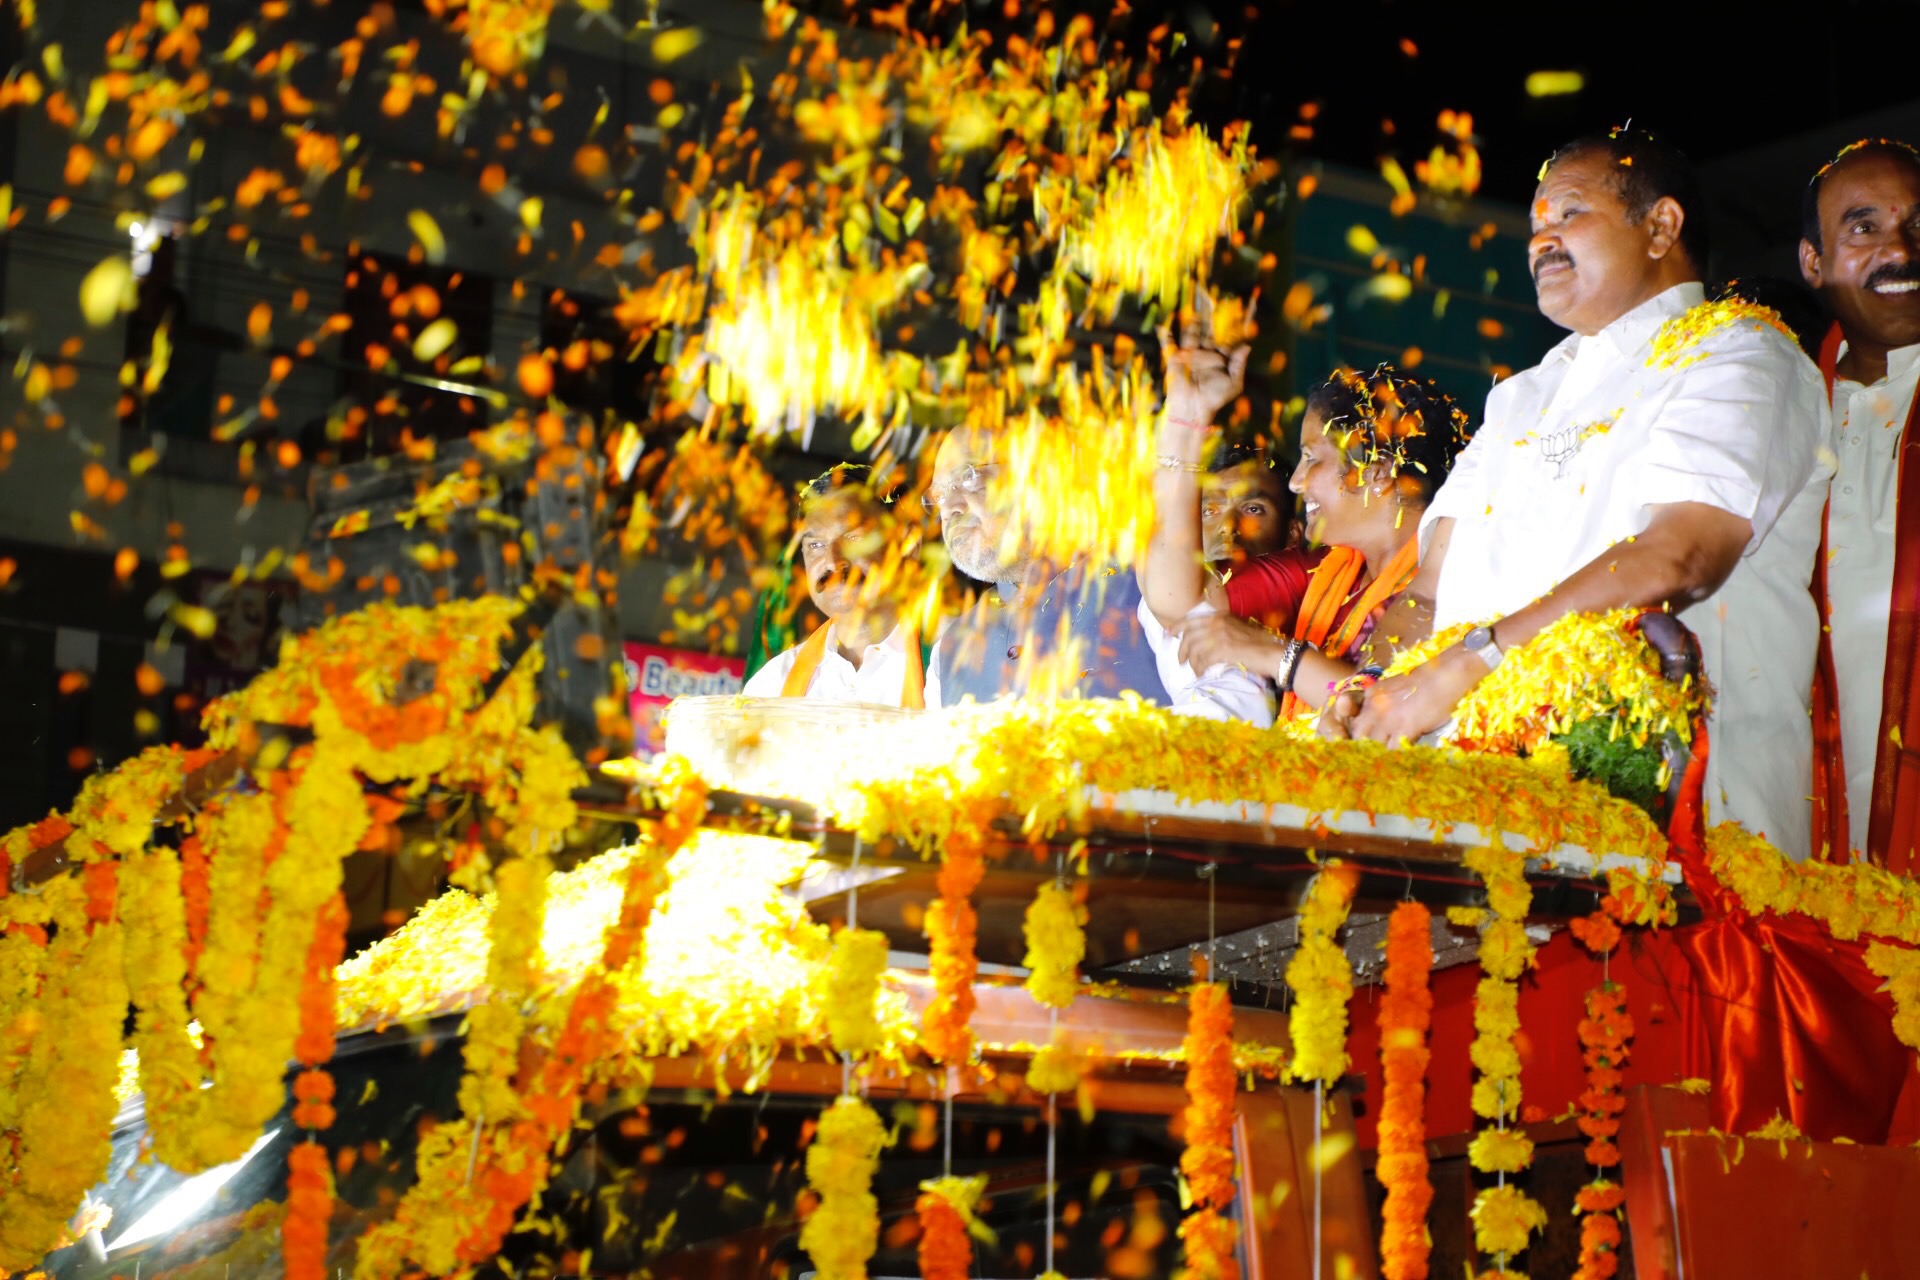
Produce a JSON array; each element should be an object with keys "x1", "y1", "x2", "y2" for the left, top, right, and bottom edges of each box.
[
  {"x1": 284, "y1": 892, "x2": 348, "y2": 1280},
  {"x1": 1377, "y1": 902, "x2": 1434, "y2": 1280},
  {"x1": 1572, "y1": 981, "x2": 1632, "y2": 1280},
  {"x1": 1383, "y1": 610, "x2": 1702, "y2": 762},
  {"x1": 922, "y1": 827, "x2": 986, "y2": 1065},
  {"x1": 1178, "y1": 970, "x2": 1240, "y2": 1280},
  {"x1": 1463, "y1": 845, "x2": 1545, "y2": 1280},
  {"x1": 800, "y1": 1096, "x2": 888, "y2": 1280},
  {"x1": 1285, "y1": 862, "x2": 1357, "y2": 1085},
  {"x1": 824, "y1": 926, "x2": 890, "y2": 1057},
  {"x1": 1022, "y1": 879, "x2": 1087, "y2": 1009},
  {"x1": 0, "y1": 879, "x2": 126, "y2": 1271},
  {"x1": 916, "y1": 1173, "x2": 987, "y2": 1280}
]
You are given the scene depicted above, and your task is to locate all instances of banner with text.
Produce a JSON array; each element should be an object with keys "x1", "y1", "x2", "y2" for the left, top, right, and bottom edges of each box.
[{"x1": 623, "y1": 641, "x2": 745, "y2": 756}]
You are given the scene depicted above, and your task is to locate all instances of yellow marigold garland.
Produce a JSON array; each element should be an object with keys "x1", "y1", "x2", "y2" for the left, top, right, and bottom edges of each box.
[
  {"x1": 1377, "y1": 901, "x2": 1434, "y2": 1280},
  {"x1": 800, "y1": 1096, "x2": 888, "y2": 1280},
  {"x1": 1285, "y1": 862, "x2": 1358, "y2": 1085},
  {"x1": 1384, "y1": 610, "x2": 1700, "y2": 758},
  {"x1": 1177, "y1": 969, "x2": 1241, "y2": 1280},
  {"x1": 824, "y1": 926, "x2": 890, "y2": 1057},
  {"x1": 1463, "y1": 846, "x2": 1545, "y2": 1279},
  {"x1": 0, "y1": 877, "x2": 126, "y2": 1272},
  {"x1": 1706, "y1": 821, "x2": 1920, "y2": 945},
  {"x1": 1022, "y1": 879, "x2": 1087, "y2": 1009}
]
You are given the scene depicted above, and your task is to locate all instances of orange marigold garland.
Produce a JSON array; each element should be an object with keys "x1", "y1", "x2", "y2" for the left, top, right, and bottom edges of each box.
[
  {"x1": 922, "y1": 827, "x2": 985, "y2": 1065},
  {"x1": 1377, "y1": 901, "x2": 1435, "y2": 1280},
  {"x1": 1177, "y1": 959, "x2": 1240, "y2": 1280},
  {"x1": 916, "y1": 1174, "x2": 986, "y2": 1280},
  {"x1": 284, "y1": 891, "x2": 349, "y2": 1280},
  {"x1": 1572, "y1": 971, "x2": 1632, "y2": 1280}
]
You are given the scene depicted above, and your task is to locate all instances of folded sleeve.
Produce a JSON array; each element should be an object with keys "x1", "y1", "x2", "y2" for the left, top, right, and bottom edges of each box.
[{"x1": 1632, "y1": 335, "x2": 1829, "y2": 549}]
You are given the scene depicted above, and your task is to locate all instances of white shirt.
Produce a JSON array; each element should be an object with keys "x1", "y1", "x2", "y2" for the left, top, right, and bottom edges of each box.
[
  {"x1": 742, "y1": 620, "x2": 919, "y2": 707},
  {"x1": 1825, "y1": 341, "x2": 1920, "y2": 854},
  {"x1": 1135, "y1": 599, "x2": 1277, "y2": 727},
  {"x1": 1424, "y1": 282, "x2": 1831, "y2": 857}
]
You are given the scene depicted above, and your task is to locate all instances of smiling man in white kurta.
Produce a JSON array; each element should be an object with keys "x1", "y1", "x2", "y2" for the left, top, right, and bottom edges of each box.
[
  {"x1": 1799, "y1": 139, "x2": 1920, "y2": 866},
  {"x1": 1330, "y1": 130, "x2": 1829, "y2": 859}
]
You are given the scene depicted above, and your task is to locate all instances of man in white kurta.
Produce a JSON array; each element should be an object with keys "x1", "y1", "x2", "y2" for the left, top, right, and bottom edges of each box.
[
  {"x1": 1335, "y1": 131, "x2": 1829, "y2": 858},
  {"x1": 1798, "y1": 139, "x2": 1920, "y2": 862},
  {"x1": 1421, "y1": 282, "x2": 1828, "y2": 853}
]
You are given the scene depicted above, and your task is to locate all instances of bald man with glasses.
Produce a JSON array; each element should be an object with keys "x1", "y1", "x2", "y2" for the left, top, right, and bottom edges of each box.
[{"x1": 923, "y1": 425, "x2": 1174, "y2": 709}]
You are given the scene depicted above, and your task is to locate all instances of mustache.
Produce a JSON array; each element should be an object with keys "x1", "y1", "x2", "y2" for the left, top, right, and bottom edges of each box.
[
  {"x1": 1867, "y1": 259, "x2": 1920, "y2": 289},
  {"x1": 1532, "y1": 249, "x2": 1574, "y2": 282}
]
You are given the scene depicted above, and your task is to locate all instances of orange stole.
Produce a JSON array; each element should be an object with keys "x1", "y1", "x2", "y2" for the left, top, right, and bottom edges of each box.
[
  {"x1": 780, "y1": 621, "x2": 926, "y2": 709},
  {"x1": 1811, "y1": 322, "x2": 1920, "y2": 872},
  {"x1": 1279, "y1": 537, "x2": 1421, "y2": 718}
]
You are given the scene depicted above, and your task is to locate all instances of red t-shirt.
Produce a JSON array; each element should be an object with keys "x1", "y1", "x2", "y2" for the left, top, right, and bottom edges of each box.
[{"x1": 1222, "y1": 546, "x2": 1342, "y2": 634}]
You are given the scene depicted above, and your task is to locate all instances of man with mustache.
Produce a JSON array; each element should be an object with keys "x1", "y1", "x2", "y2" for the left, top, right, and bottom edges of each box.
[
  {"x1": 1801, "y1": 139, "x2": 1920, "y2": 867},
  {"x1": 926, "y1": 425, "x2": 1169, "y2": 706},
  {"x1": 742, "y1": 465, "x2": 928, "y2": 707},
  {"x1": 1332, "y1": 128, "x2": 1830, "y2": 858}
]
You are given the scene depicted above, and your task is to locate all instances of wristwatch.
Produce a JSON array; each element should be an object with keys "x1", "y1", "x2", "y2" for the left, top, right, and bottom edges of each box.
[{"x1": 1462, "y1": 625, "x2": 1503, "y2": 671}]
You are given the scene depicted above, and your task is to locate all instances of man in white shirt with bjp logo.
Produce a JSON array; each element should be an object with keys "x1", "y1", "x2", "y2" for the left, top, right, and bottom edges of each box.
[
  {"x1": 1329, "y1": 129, "x2": 1830, "y2": 859},
  {"x1": 743, "y1": 465, "x2": 928, "y2": 707},
  {"x1": 1799, "y1": 139, "x2": 1920, "y2": 867}
]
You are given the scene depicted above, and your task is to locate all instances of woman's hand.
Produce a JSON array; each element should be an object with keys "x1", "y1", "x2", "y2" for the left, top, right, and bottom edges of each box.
[
  {"x1": 1175, "y1": 610, "x2": 1281, "y2": 676},
  {"x1": 1157, "y1": 293, "x2": 1249, "y2": 428}
]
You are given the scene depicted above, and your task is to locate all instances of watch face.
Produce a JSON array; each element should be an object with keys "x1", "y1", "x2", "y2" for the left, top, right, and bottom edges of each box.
[{"x1": 1465, "y1": 626, "x2": 1491, "y2": 651}]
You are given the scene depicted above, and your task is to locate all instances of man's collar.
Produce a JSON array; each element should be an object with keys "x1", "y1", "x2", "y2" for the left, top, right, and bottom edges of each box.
[
  {"x1": 823, "y1": 616, "x2": 907, "y2": 659},
  {"x1": 1832, "y1": 338, "x2": 1920, "y2": 388},
  {"x1": 1545, "y1": 281, "x2": 1706, "y2": 365},
  {"x1": 1889, "y1": 341, "x2": 1920, "y2": 384}
]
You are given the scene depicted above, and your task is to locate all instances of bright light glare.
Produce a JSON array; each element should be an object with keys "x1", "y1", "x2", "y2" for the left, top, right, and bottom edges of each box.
[{"x1": 105, "y1": 1128, "x2": 282, "y2": 1252}]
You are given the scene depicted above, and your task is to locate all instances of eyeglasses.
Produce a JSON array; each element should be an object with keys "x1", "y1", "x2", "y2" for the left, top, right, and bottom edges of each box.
[{"x1": 920, "y1": 463, "x2": 997, "y2": 514}]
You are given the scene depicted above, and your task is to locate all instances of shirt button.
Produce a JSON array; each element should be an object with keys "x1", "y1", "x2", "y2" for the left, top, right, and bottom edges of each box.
[
  {"x1": 1007, "y1": 645, "x2": 1022, "y2": 660},
  {"x1": 1844, "y1": 485, "x2": 1856, "y2": 495}
]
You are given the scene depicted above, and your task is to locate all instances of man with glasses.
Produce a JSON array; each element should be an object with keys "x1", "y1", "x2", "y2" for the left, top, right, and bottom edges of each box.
[{"x1": 924, "y1": 425, "x2": 1168, "y2": 707}]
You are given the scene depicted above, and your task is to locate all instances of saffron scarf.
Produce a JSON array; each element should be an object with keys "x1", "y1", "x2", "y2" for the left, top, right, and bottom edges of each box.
[
  {"x1": 1280, "y1": 536, "x2": 1421, "y2": 718},
  {"x1": 1811, "y1": 323, "x2": 1920, "y2": 871},
  {"x1": 780, "y1": 621, "x2": 927, "y2": 709}
]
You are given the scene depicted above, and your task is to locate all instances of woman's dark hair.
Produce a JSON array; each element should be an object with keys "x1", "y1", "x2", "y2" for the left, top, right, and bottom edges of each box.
[{"x1": 1302, "y1": 365, "x2": 1473, "y2": 504}]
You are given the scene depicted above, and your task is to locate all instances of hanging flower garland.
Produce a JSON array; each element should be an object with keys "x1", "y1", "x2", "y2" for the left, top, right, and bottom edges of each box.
[
  {"x1": 1377, "y1": 901, "x2": 1434, "y2": 1280},
  {"x1": 0, "y1": 867, "x2": 125, "y2": 1271},
  {"x1": 1022, "y1": 878, "x2": 1087, "y2": 1009},
  {"x1": 800, "y1": 1096, "x2": 888, "y2": 1280},
  {"x1": 1462, "y1": 846, "x2": 1546, "y2": 1278},
  {"x1": 916, "y1": 1173, "x2": 987, "y2": 1280},
  {"x1": 922, "y1": 826, "x2": 986, "y2": 1065},
  {"x1": 1572, "y1": 979, "x2": 1631, "y2": 1280},
  {"x1": 824, "y1": 926, "x2": 890, "y2": 1057},
  {"x1": 1178, "y1": 960, "x2": 1241, "y2": 1280},
  {"x1": 284, "y1": 891, "x2": 349, "y2": 1280},
  {"x1": 1285, "y1": 861, "x2": 1358, "y2": 1086}
]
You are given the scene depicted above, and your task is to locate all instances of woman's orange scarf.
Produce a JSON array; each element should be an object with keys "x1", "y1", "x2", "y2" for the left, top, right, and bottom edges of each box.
[
  {"x1": 780, "y1": 621, "x2": 926, "y2": 709},
  {"x1": 1280, "y1": 536, "x2": 1420, "y2": 717}
]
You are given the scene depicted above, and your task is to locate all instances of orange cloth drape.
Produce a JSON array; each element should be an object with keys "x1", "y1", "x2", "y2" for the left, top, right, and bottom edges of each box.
[
  {"x1": 780, "y1": 622, "x2": 926, "y2": 709},
  {"x1": 1279, "y1": 537, "x2": 1420, "y2": 718},
  {"x1": 1811, "y1": 321, "x2": 1920, "y2": 872}
]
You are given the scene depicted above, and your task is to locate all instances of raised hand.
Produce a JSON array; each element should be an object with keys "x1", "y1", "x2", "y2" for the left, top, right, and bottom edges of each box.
[{"x1": 1157, "y1": 291, "x2": 1250, "y2": 428}]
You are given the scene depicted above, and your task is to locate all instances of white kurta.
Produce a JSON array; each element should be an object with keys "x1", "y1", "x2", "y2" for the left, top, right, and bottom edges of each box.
[
  {"x1": 1825, "y1": 342, "x2": 1920, "y2": 853},
  {"x1": 1423, "y1": 283, "x2": 1831, "y2": 857},
  {"x1": 1135, "y1": 599, "x2": 1277, "y2": 727},
  {"x1": 742, "y1": 621, "x2": 918, "y2": 706}
]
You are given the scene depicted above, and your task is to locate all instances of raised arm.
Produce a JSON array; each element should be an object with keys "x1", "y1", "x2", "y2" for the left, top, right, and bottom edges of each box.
[{"x1": 1138, "y1": 309, "x2": 1248, "y2": 629}]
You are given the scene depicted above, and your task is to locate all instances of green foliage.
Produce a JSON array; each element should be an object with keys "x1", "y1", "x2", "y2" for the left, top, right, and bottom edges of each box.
[{"x1": 1553, "y1": 717, "x2": 1668, "y2": 818}]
